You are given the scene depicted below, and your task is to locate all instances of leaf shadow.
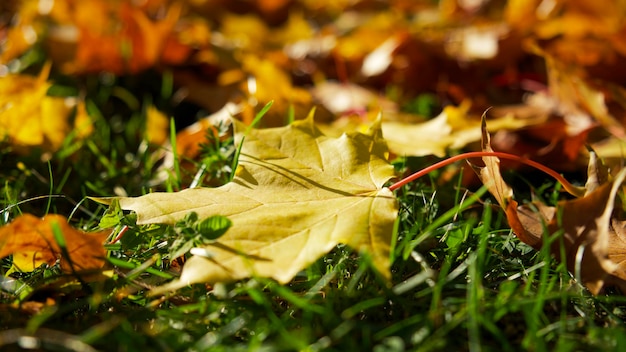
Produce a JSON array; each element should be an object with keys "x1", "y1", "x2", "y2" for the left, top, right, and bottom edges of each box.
[{"x1": 237, "y1": 154, "x2": 358, "y2": 197}]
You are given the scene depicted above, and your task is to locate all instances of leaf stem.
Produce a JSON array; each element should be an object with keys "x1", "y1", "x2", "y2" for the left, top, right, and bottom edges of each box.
[{"x1": 388, "y1": 151, "x2": 584, "y2": 197}]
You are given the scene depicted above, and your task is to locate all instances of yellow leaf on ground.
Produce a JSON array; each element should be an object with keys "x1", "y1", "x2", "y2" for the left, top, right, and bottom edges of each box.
[
  {"x1": 0, "y1": 64, "x2": 93, "y2": 152},
  {"x1": 382, "y1": 101, "x2": 544, "y2": 157},
  {"x1": 0, "y1": 214, "x2": 110, "y2": 273},
  {"x1": 103, "y1": 114, "x2": 398, "y2": 292}
]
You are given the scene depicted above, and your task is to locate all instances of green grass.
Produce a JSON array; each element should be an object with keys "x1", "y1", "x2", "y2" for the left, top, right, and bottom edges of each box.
[{"x1": 3, "y1": 72, "x2": 626, "y2": 352}]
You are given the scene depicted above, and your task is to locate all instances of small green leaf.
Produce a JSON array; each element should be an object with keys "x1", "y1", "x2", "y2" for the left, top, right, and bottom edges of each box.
[
  {"x1": 445, "y1": 228, "x2": 465, "y2": 250},
  {"x1": 99, "y1": 199, "x2": 123, "y2": 228},
  {"x1": 195, "y1": 215, "x2": 232, "y2": 241}
]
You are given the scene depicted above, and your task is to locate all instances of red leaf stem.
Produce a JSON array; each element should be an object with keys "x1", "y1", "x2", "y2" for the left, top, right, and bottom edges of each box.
[{"x1": 388, "y1": 151, "x2": 584, "y2": 197}]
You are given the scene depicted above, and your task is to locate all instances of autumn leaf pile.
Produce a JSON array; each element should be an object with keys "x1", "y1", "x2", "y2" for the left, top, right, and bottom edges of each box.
[{"x1": 4, "y1": 0, "x2": 626, "y2": 299}]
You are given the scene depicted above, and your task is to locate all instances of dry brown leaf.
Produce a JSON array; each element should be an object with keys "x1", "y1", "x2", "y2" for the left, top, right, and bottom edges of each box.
[
  {"x1": 508, "y1": 171, "x2": 625, "y2": 294},
  {"x1": 0, "y1": 214, "x2": 109, "y2": 273},
  {"x1": 472, "y1": 114, "x2": 514, "y2": 208},
  {"x1": 487, "y1": 118, "x2": 591, "y2": 171},
  {"x1": 476, "y1": 121, "x2": 626, "y2": 294},
  {"x1": 607, "y1": 219, "x2": 626, "y2": 291},
  {"x1": 542, "y1": 54, "x2": 625, "y2": 138}
]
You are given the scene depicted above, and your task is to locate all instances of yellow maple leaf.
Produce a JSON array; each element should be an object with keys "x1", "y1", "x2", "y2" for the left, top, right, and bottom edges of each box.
[
  {"x1": 0, "y1": 214, "x2": 110, "y2": 273},
  {"x1": 100, "y1": 113, "x2": 398, "y2": 292},
  {"x1": 381, "y1": 101, "x2": 545, "y2": 157},
  {"x1": 0, "y1": 63, "x2": 93, "y2": 152}
]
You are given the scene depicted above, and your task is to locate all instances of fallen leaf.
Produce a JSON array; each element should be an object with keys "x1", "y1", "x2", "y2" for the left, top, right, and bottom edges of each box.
[
  {"x1": 0, "y1": 63, "x2": 93, "y2": 153},
  {"x1": 381, "y1": 101, "x2": 545, "y2": 157},
  {"x1": 607, "y1": 219, "x2": 626, "y2": 291},
  {"x1": 542, "y1": 53, "x2": 625, "y2": 138},
  {"x1": 475, "y1": 121, "x2": 626, "y2": 294},
  {"x1": 504, "y1": 0, "x2": 541, "y2": 32},
  {"x1": 0, "y1": 214, "x2": 109, "y2": 273},
  {"x1": 510, "y1": 170, "x2": 625, "y2": 294},
  {"x1": 269, "y1": 11, "x2": 315, "y2": 46},
  {"x1": 488, "y1": 92, "x2": 594, "y2": 170},
  {"x1": 218, "y1": 13, "x2": 270, "y2": 52},
  {"x1": 489, "y1": 121, "x2": 591, "y2": 171},
  {"x1": 103, "y1": 114, "x2": 398, "y2": 292},
  {"x1": 160, "y1": 16, "x2": 212, "y2": 65},
  {"x1": 472, "y1": 114, "x2": 514, "y2": 209},
  {"x1": 49, "y1": 1, "x2": 182, "y2": 74},
  {"x1": 334, "y1": 12, "x2": 404, "y2": 62},
  {"x1": 361, "y1": 35, "x2": 403, "y2": 77},
  {"x1": 241, "y1": 55, "x2": 312, "y2": 114}
]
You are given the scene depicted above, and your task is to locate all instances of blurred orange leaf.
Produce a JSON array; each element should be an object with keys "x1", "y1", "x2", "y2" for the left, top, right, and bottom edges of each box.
[
  {"x1": 50, "y1": 0, "x2": 182, "y2": 74},
  {"x1": 175, "y1": 102, "x2": 241, "y2": 160},
  {"x1": 0, "y1": 214, "x2": 110, "y2": 273}
]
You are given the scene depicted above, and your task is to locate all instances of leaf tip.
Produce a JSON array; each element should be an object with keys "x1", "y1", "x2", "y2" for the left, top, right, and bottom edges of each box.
[{"x1": 305, "y1": 106, "x2": 317, "y2": 122}]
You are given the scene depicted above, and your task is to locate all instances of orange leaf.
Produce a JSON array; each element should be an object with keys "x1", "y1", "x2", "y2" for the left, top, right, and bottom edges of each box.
[
  {"x1": 56, "y1": 1, "x2": 181, "y2": 74},
  {"x1": 175, "y1": 102, "x2": 240, "y2": 160},
  {"x1": 0, "y1": 214, "x2": 110, "y2": 273}
]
